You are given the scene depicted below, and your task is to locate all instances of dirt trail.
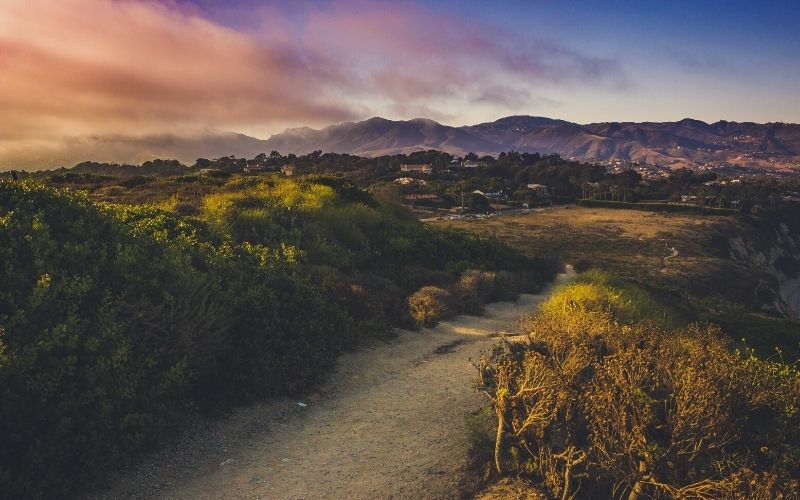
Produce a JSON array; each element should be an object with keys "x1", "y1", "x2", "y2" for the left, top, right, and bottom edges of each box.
[
  {"x1": 94, "y1": 272, "x2": 571, "y2": 500},
  {"x1": 663, "y1": 244, "x2": 678, "y2": 265},
  {"x1": 639, "y1": 234, "x2": 678, "y2": 269}
]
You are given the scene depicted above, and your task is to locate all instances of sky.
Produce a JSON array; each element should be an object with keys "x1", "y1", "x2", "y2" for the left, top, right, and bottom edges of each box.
[{"x1": 0, "y1": 0, "x2": 798, "y2": 154}]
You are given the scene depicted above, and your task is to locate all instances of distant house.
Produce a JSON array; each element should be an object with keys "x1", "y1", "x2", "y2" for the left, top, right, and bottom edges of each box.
[
  {"x1": 400, "y1": 163, "x2": 432, "y2": 175},
  {"x1": 462, "y1": 160, "x2": 487, "y2": 169},
  {"x1": 473, "y1": 189, "x2": 507, "y2": 201},
  {"x1": 525, "y1": 184, "x2": 552, "y2": 204},
  {"x1": 526, "y1": 183, "x2": 550, "y2": 195},
  {"x1": 244, "y1": 164, "x2": 269, "y2": 173},
  {"x1": 394, "y1": 177, "x2": 427, "y2": 185},
  {"x1": 281, "y1": 164, "x2": 295, "y2": 176},
  {"x1": 403, "y1": 194, "x2": 443, "y2": 207},
  {"x1": 484, "y1": 191, "x2": 508, "y2": 202}
]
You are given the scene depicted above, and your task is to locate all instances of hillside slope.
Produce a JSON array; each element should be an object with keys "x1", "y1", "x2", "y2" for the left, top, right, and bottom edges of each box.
[
  {"x1": 6, "y1": 116, "x2": 800, "y2": 170},
  {"x1": 265, "y1": 116, "x2": 800, "y2": 168},
  {"x1": 89, "y1": 283, "x2": 569, "y2": 500}
]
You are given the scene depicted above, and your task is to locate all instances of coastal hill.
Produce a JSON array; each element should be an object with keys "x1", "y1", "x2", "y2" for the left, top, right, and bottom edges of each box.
[
  {"x1": 263, "y1": 115, "x2": 800, "y2": 170},
  {"x1": 5, "y1": 116, "x2": 800, "y2": 170}
]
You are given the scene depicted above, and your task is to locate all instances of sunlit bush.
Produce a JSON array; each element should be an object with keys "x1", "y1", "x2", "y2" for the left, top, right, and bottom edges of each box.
[
  {"x1": 477, "y1": 274, "x2": 800, "y2": 498},
  {"x1": 0, "y1": 178, "x2": 554, "y2": 497},
  {"x1": 408, "y1": 286, "x2": 458, "y2": 328},
  {"x1": 451, "y1": 269, "x2": 519, "y2": 314},
  {"x1": 0, "y1": 181, "x2": 347, "y2": 496}
]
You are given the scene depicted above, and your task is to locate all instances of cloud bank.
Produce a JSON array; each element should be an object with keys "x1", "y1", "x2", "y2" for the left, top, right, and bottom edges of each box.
[{"x1": 0, "y1": 0, "x2": 625, "y2": 166}]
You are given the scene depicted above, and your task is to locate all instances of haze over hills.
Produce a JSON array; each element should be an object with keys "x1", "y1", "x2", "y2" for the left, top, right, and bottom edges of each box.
[
  {"x1": 0, "y1": 133, "x2": 272, "y2": 172},
  {"x1": 5, "y1": 116, "x2": 800, "y2": 171},
  {"x1": 262, "y1": 116, "x2": 800, "y2": 170}
]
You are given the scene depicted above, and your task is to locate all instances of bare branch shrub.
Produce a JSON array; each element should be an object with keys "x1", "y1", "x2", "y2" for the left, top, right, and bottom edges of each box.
[
  {"x1": 477, "y1": 278, "x2": 800, "y2": 499},
  {"x1": 407, "y1": 286, "x2": 458, "y2": 328}
]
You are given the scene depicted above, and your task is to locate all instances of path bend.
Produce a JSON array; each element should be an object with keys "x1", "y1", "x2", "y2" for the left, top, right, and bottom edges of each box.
[{"x1": 93, "y1": 272, "x2": 572, "y2": 500}]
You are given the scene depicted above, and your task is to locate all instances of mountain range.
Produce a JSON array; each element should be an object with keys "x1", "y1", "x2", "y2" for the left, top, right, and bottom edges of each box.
[
  {"x1": 6, "y1": 116, "x2": 800, "y2": 171},
  {"x1": 261, "y1": 116, "x2": 800, "y2": 170}
]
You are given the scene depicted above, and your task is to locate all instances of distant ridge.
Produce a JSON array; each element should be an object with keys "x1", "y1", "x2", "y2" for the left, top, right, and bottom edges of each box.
[
  {"x1": 4, "y1": 116, "x2": 800, "y2": 170},
  {"x1": 260, "y1": 115, "x2": 800, "y2": 170}
]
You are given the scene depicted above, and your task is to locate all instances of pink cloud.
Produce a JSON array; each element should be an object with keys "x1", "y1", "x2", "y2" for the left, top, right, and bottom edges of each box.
[
  {"x1": 0, "y1": 0, "x2": 356, "y2": 142},
  {"x1": 297, "y1": 2, "x2": 626, "y2": 98},
  {"x1": 0, "y1": 0, "x2": 626, "y2": 161}
]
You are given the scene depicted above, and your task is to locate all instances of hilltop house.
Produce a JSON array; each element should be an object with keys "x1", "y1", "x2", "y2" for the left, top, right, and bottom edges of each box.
[
  {"x1": 244, "y1": 162, "x2": 270, "y2": 173},
  {"x1": 403, "y1": 194, "x2": 443, "y2": 207},
  {"x1": 394, "y1": 177, "x2": 427, "y2": 185},
  {"x1": 462, "y1": 160, "x2": 487, "y2": 169},
  {"x1": 400, "y1": 163, "x2": 432, "y2": 175},
  {"x1": 525, "y1": 183, "x2": 552, "y2": 204},
  {"x1": 473, "y1": 189, "x2": 508, "y2": 202},
  {"x1": 526, "y1": 183, "x2": 550, "y2": 195}
]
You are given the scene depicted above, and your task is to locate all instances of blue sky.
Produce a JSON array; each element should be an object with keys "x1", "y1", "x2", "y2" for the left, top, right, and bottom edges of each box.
[
  {"x1": 188, "y1": 0, "x2": 800, "y2": 126},
  {"x1": 433, "y1": 0, "x2": 800, "y2": 123}
]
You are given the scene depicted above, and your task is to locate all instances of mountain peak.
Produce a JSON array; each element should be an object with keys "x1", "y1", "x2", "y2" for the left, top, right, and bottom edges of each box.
[
  {"x1": 676, "y1": 118, "x2": 710, "y2": 127},
  {"x1": 363, "y1": 116, "x2": 393, "y2": 124},
  {"x1": 257, "y1": 116, "x2": 800, "y2": 169},
  {"x1": 472, "y1": 115, "x2": 572, "y2": 128},
  {"x1": 10, "y1": 115, "x2": 799, "y2": 170}
]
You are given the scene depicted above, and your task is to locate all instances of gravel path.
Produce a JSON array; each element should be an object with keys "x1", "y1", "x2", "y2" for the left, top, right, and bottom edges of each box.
[{"x1": 91, "y1": 273, "x2": 570, "y2": 500}]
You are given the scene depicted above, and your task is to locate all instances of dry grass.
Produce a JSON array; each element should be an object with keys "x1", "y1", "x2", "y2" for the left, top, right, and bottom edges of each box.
[
  {"x1": 477, "y1": 274, "x2": 800, "y2": 499},
  {"x1": 436, "y1": 207, "x2": 718, "y2": 282},
  {"x1": 437, "y1": 206, "x2": 800, "y2": 359}
]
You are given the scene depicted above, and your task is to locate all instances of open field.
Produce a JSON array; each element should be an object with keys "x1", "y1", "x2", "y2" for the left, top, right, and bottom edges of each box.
[
  {"x1": 435, "y1": 206, "x2": 800, "y2": 358},
  {"x1": 436, "y1": 206, "x2": 730, "y2": 295}
]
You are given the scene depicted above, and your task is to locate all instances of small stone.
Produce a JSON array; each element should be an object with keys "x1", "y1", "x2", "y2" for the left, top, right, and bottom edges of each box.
[{"x1": 219, "y1": 458, "x2": 235, "y2": 467}]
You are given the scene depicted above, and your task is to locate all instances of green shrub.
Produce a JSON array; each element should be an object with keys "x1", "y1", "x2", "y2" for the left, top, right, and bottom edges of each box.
[
  {"x1": 0, "y1": 178, "x2": 554, "y2": 497},
  {"x1": 464, "y1": 407, "x2": 496, "y2": 461},
  {"x1": 573, "y1": 258, "x2": 592, "y2": 273},
  {"x1": 0, "y1": 183, "x2": 202, "y2": 496},
  {"x1": 0, "y1": 182, "x2": 348, "y2": 496},
  {"x1": 490, "y1": 270, "x2": 519, "y2": 302},
  {"x1": 117, "y1": 175, "x2": 155, "y2": 188},
  {"x1": 408, "y1": 286, "x2": 459, "y2": 328},
  {"x1": 450, "y1": 269, "x2": 519, "y2": 314},
  {"x1": 451, "y1": 270, "x2": 497, "y2": 314}
]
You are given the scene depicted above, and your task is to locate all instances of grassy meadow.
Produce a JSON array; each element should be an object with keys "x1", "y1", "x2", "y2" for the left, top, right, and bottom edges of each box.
[{"x1": 438, "y1": 206, "x2": 800, "y2": 359}]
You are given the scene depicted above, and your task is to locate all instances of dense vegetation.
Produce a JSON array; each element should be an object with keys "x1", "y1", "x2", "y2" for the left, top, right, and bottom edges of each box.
[
  {"x1": 5, "y1": 153, "x2": 800, "y2": 497},
  {"x1": 407, "y1": 270, "x2": 519, "y2": 327},
  {"x1": 0, "y1": 177, "x2": 554, "y2": 497},
  {"x1": 476, "y1": 271, "x2": 800, "y2": 498},
  {"x1": 10, "y1": 149, "x2": 799, "y2": 214}
]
